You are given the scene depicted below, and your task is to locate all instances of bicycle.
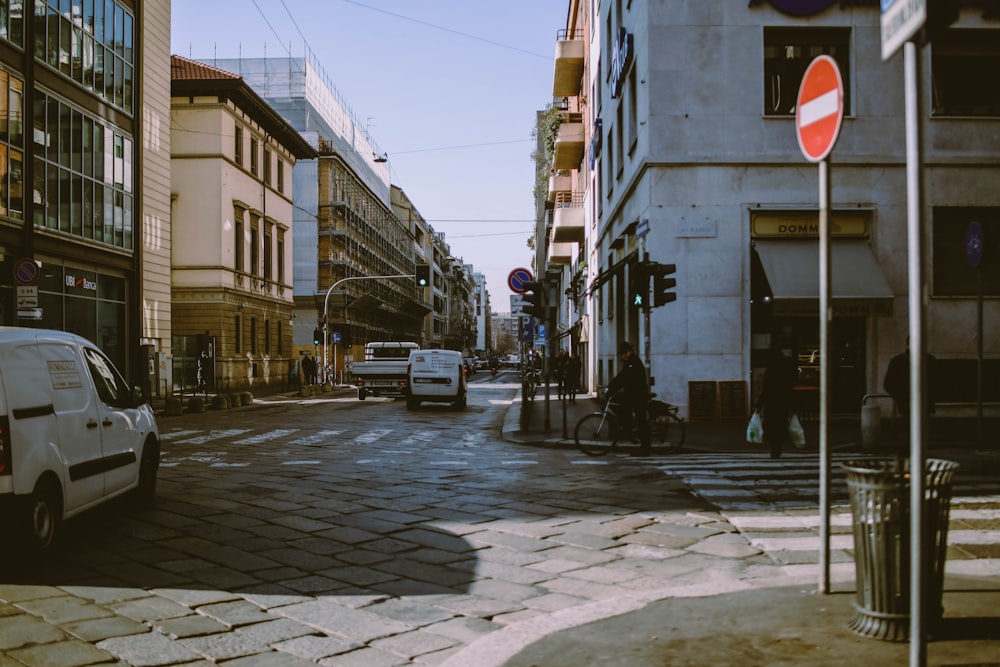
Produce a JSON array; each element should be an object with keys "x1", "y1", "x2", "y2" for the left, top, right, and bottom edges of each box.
[
  {"x1": 575, "y1": 391, "x2": 686, "y2": 456},
  {"x1": 521, "y1": 366, "x2": 541, "y2": 401}
]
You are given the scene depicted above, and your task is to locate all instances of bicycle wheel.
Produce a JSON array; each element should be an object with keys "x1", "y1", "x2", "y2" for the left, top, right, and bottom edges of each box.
[
  {"x1": 575, "y1": 413, "x2": 618, "y2": 456},
  {"x1": 650, "y1": 412, "x2": 685, "y2": 454}
]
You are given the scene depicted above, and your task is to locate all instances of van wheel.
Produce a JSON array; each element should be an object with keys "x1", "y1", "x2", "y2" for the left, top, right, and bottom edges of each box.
[
  {"x1": 22, "y1": 477, "x2": 61, "y2": 554},
  {"x1": 135, "y1": 440, "x2": 159, "y2": 505},
  {"x1": 455, "y1": 393, "x2": 467, "y2": 410},
  {"x1": 358, "y1": 389, "x2": 367, "y2": 400},
  {"x1": 407, "y1": 398, "x2": 419, "y2": 410}
]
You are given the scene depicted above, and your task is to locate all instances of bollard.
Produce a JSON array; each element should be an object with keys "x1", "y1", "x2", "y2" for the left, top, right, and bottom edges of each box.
[{"x1": 860, "y1": 404, "x2": 881, "y2": 451}]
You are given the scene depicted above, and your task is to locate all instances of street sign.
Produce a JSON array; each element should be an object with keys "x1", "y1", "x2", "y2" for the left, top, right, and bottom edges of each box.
[
  {"x1": 332, "y1": 332, "x2": 342, "y2": 344},
  {"x1": 14, "y1": 257, "x2": 39, "y2": 285},
  {"x1": 16, "y1": 285, "x2": 38, "y2": 308},
  {"x1": 508, "y1": 267, "x2": 534, "y2": 294},
  {"x1": 795, "y1": 55, "x2": 844, "y2": 163},
  {"x1": 17, "y1": 307, "x2": 42, "y2": 320},
  {"x1": 636, "y1": 218, "x2": 650, "y2": 239},
  {"x1": 881, "y1": 0, "x2": 925, "y2": 61}
]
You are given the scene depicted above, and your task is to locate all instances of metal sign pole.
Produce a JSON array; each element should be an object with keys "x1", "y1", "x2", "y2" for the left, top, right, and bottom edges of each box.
[
  {"x1": 818, "y1": 157, "x2": 832, "y2": 594},
  {"x1": 904, "y1": 39, "x2": 928, "y2": 667}
]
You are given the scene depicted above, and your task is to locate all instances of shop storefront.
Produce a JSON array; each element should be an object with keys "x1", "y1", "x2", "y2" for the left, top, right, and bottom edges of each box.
[
  {"x1": 749, "y1": 211, "x2": 892, "y2": 416},
  {"x1": 0, "y1": 252, "x2": 130, "y2": 372}
]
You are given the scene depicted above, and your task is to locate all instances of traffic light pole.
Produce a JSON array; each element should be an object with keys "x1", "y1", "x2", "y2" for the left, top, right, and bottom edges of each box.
[
  {"x1": 320, "y1": 273, "x2": 415, "y2": 385},
  {"x1": 642, "y1": 252, "x2": 652, "y2": 388}
]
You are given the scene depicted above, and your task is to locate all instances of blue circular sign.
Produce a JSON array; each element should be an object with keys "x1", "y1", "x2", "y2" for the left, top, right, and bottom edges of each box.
[
  {"x1": 332, "y1": 332, "x2": 342, "y2": 344},
  {"x1": 966, "y1": 222, "x2": 984, "y2": 268}
]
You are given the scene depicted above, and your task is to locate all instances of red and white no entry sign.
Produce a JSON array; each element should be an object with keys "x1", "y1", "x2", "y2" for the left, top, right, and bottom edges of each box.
[{"x1": 795, "y1": 55, "x2": 844, "y2": 163}]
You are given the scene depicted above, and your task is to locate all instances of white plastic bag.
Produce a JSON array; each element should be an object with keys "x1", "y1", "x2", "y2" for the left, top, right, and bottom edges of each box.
[
  {"x1": 788, "y1": 413, "x2": 806, "y2": 449},
  {"x1": 746, "y1": 410, "x2": 764, "y2": 445}
]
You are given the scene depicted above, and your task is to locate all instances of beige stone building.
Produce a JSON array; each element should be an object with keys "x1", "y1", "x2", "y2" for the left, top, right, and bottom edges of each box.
[{"x1": 170, "y1": 56, "x2": 316, "y2": 394}]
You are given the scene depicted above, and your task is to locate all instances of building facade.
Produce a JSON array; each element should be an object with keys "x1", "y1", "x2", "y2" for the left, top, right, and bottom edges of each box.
[
  {"x1": 170, "y1": 56, "x2": 316, "y2": 394},
  {"x1": 0, "y1": 1, "x2": 170, "y2": 390},
  {"x1": 544, "y1": 0, "x2": 1000, "y2": 418}
]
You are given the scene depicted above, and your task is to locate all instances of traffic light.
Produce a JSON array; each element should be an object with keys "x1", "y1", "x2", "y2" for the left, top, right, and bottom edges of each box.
[
  {"x1": 652, "y1": 262, "x2": 677, "y2": 307},
  {"x1": 521, "y1": 280, "x2": 548, "y2": 320},
  {"x1": 415, "y1": 263, "x2": 430, "y2": 288},
  {"x1": 629, "y1": 263, "x2": 649, "y2": 309},
  {"x1": 313, "y1": 328, "x2": 322, "y2": 345}
]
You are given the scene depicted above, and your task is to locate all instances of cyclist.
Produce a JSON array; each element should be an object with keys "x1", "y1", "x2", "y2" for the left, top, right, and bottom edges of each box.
[{"x1": 607, "y1": 342, "x2": 651, "y2": 456}]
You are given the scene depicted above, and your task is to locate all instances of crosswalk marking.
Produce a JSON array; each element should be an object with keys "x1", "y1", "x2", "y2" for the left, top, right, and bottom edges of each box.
[
  {"x1": 287, "y1": 429, "x2": 344, "y2": 446},
  {"x1": 354, "y1": 429, "x2": 392, "y2": 444},
  {"x1": 232, "y1": 428, "x2": 299, "y2": 445},
  {"x1": 646, "y1": 451, "x2": 1000, "y2": 577},
  {"x1": 170, "y1": 428, "x2": 252, "y2": 445}
]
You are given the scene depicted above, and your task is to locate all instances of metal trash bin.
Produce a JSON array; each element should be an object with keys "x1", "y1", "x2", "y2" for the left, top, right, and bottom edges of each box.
[{"x1": 842, "y1": 457, "x2": 959, "y2": 642}]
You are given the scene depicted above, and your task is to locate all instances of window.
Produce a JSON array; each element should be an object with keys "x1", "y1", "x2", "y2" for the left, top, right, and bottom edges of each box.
[
  {"x1": 234, "y1": 124, "x2": 243, "y2": 166},
  {"x1": 264, "y1": 319, "x2": 271, "y2": 355},
  {"x1": 83, "y1": 346, "x2": 129, "y2": 407},
  {"x1": 276, "y1": 159, "x2": 284, "y2": 193},
  {"x1": 264, "y1": 227, "x2": 272, "y2": 281},
  {"x1": 932, "y1": 30, "x2": 1000, "y2": 117},
  {"x1": 616, "y1": 102, "x2": 624, "y2": 179},
  {"x1": 250, "y1": 214, "x2": 259, "y2": 277},
  {"x1": 932, "y1": 207, "x2": 1000, "y2": 296},
  {"x1": 233, "y1": 206, "x2": 244, "y2": 272},
  {"x1": 764, "y1": 28, "x2": 851, "y2": 116},
  {"x1": 250, "y1": 317, "x2": 257, "y2": 354},
  {"x1": 277, "y1": 232, "x2": 285, "y2": 283},
  {"x1": 628, "y1": 69, "x2": 638, "y2": 152},
  {"x1": 234, "y1": 314, "x2": 241, "y2": 354},
  {"x1": 263, "y1": 147, "x2": 271, "y2": 185},
  {"x1": 250, "y1": 137, "x2": 258, "y2": 176}
]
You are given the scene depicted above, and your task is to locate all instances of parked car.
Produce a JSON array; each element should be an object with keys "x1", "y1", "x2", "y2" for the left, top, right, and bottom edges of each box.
[{"x1": 0, "y1": 327, "x2": 160, "y2": 553}]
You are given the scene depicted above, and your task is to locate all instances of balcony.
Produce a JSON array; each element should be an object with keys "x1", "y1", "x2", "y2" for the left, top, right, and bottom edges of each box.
[
  {"x1": 552, "y1": 29, "x2": 584, "y2": 97},
  {"x1": 547, "y1": 236, "x2": 575, "y2": 265},
  {"x1": 552, "y1": 192, "x2": 584, "y2": 243},
  {"x1": 552, "y1": 113, "x2": 585, "y2": 170},
  {"x1": 547, "y1": 171, "x2": 571, "y2": 202}
]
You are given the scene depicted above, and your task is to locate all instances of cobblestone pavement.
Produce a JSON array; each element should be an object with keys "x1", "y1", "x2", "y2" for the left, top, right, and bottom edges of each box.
[{"x1": 1, "y1": 384, "x2": 997, "y2": 667}]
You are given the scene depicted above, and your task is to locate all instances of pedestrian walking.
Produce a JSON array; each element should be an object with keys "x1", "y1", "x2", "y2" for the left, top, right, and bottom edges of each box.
[
  {"x1": 196, "y1": 350, "x2": 209, "y2": 394},
  {"x1": 757, "y1": 342, "x2": 797, "y2": 459},
  {"x1": 565, "y1": 353, "x2": 581, "y2": 403},
  {"x1": 883, "y1": 336, "x2": 937, "y2": 421},
  {"x1": 302, "y1": 353, "x2": 316, "y2": 386},
  {"x1": 554, "y1": 348, "x2": 568, "y2": 399},
  {"x1": 607, "y1": 342, "x2": 650, "y2": 456}
]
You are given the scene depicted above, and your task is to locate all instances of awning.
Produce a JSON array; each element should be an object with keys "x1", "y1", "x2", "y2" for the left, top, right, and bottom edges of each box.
[{"x1": 754, "y1": 240, "x2": 894, "y2": 316}]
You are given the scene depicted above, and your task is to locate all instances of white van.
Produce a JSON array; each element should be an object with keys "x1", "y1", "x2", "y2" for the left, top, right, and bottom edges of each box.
[
  {"x1": 0, "y1": 327, "x2": 160, "y2": 553},
  {"x1": 406, "y1": 349, "x2": 467, "y2": 410}
]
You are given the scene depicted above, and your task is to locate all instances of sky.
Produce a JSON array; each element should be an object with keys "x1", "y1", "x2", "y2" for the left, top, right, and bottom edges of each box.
[{"x1": 170, "y1": 0, "x2": 568, "y2": 310}]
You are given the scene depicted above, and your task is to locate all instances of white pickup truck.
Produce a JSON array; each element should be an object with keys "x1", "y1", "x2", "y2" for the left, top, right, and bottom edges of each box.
[{"x1": 351, "y1": 341, "x2": 419, "y2": 399}]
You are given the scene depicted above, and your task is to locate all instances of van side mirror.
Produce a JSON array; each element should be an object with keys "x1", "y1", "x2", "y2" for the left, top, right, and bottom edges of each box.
[{"x1": 132, "y1": 385, "x2": 148, "y2": 407}]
